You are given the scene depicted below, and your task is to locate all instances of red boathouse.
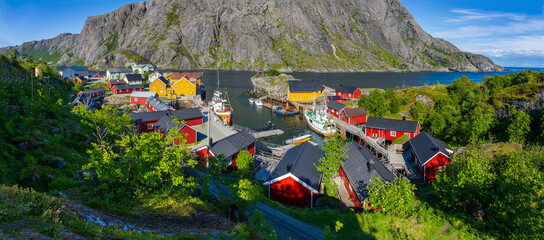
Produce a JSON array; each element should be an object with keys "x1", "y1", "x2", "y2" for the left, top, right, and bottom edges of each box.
[
  {"x1": 335, "y1": 85, "x2": 361, "y2": 100},
  {"x1": 112, "y1": 84, "x2": 144, "y2": 94}
]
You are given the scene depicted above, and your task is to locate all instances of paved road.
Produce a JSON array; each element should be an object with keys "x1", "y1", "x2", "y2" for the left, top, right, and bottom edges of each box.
[
  {"x1": 211, "y1": 178, "x2": 323, "y2": 240},
  {"x1": 256, "y1": 202, "x2": 324, "y2": 240}
]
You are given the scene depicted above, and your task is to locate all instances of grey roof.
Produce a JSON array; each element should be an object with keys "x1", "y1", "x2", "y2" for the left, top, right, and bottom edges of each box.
[
  {"x1": 71, "y1": 94, "x2": 88, "y2": 107},
  {"x1": 154, "y1": 76, "x2": 169, "y2": 85},
  {"x1": 130, "y1": 110, "x2": 169, "y2": 123},
  {"x1": 366, "y1": 117, "x2": 419, "y2": 133},
  {"x1": 210, "y1": 131, "x2": 256, "y2": 159},
  {"x1": 336, "y1": 85, "x2": 359, "y2": 94},
  {"x1": 70, "y1": 66, "x2": 89, "y2": 72},
  {"x1": 288, "y1": 80, "x2": 323, "y2": 93},
  {"x1": 108, "y1": 68, "x2": 132, "y2": 74},
  {"x1": 265, "y1": 141, "x2": 323, "y2": 192},
  {"x1": 130, "y1": 91, "x2": 157, "y2": 98},
  {"x1": 326, "y1": 101, "x2": 348, "y2": 111},
  {"x1": 82, "y1": 87, "x2": 104, "y2": 95},
  {"x1": 114, "y1": 84, "x2": 145, "y2": 91},
  {"x1": 327, "y1": 96, "x2": 342, "y2": 101},
  {"x1": 154, "y1": 115, "x2": 187, "y2": 133},
  {"x1": 408, "y1": 131, "x2": 452, "y2": 166},
  {"x1": 145, "y1": 97, "x2": 171, "y2": 111},
  {"x1": 170, "y1": 108, "x2": 204, "y2": 120},
  {"x1": 125, "y1": 74, "x2": 143, "y2": 81},
  {"x1": 343, "y1": 107, "x2": 367, "y2": 118},
  {"x1": 342, "y1": 142, "x2": 396, "y2": 201}
]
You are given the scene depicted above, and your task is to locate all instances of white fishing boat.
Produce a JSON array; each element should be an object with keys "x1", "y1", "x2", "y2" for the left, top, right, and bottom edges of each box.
[
  {"x1": 210, "y1": 71, "x2": 233, "y2": 125},
  {"x1": 304, "y1": 104, "x2": 336, "y2": 136},
  {"x1": 255, "y1": 99, "x2": 263, "y2": 106},
  {"x1": 249, "y1": 98, "x2": 255, "y2": 104}
]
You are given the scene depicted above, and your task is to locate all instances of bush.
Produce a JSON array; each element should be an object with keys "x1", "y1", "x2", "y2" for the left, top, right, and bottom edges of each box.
[{"x1": 48, "y1": 177, "x2": 78, "y2": 191}]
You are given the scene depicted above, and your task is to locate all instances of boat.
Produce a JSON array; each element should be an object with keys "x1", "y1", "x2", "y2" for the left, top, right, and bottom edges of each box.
[
  {"x1": 255, "y1": 99, "x2": 263, "y2": 106},
  {"x1": 249, "y1": 98, "x2": 255, "y2": 104},
  {"x1": 210, "y1": 70, "x2": 233, "y2": 125},
  {"x1": 304, "y1": 104, "x2": 336, "y2": 136},
  {"x1": 253, "y1": 121, "x2": 276, "y2": 132},
  {"x1": 271, "y1": 105, "x2": 299, "y2": 116},
  {"x1": 285, "y1": 134, "x2": 312, "y2": 145}
]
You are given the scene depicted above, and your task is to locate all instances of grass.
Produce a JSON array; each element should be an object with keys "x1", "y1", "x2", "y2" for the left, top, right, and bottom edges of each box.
[
  {"x1": 259, "y1": 191, "x2": 484, "y2": 239},
  {"x1": 100, "y1": 32, "x2": 119, "y2": 55}
]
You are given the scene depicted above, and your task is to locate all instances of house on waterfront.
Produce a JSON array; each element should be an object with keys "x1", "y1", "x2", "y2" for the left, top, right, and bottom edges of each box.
[
  {"x1": 338, "y1": 142, "x2": 396, "y2": 209},
  {"x1": 165, "y1": 72, "x2": 203, "y2": 97},
  {"x1": 154, "y1": 115, "x2": 197, "y2": 144},
  {"x1": 326, "y1": 101, "x2": 349, "y2": 118},
  {"x1": 335, "y1": 85, "x2": 362, "y2": 100},
  {"x1": 150, "y1": 76, "x2": 170, "y2": 96},
  {"x1": 365, "y1": 117, "x2": 420, "y2": 142},
  {"x1": 195, "y1": 131, "x2": 256, "y2": 170},
  {"x1": 406, "y1": 131, "x2": 453, "y2": 183},
  {"x1": 130, "y1": 91, "x2": 158, "y2": 105},
  {"x1": 107, "y1": 80, "x2": 126, "y2": 89},
  {"x1": 130, "y1": 108, "x2": 204, "y2": 133},
  {"x1": 56, "y1": 66, "x2": 75, "y2": 79},
  {"x1": 340, "y1": 108, "x2": 367, "y2": 125},
  {"x1": 287, "y1": 80, "x2": 324, "y2": 102},
  {"x1": 111, "y1": 84, "x2": 144, "y2": 94},
  {"x1": 71, "y1": 88, "x2": 105, "y2": 109},
  {"x1": 124, "y1": 73, "x2": 144, "y2": 85},
  {"x1": 107, "y1": 68, "x2": 132, "y2": 80},
  {"x1": 264, "y1": 141, "x2": 323, "y2": 208}
]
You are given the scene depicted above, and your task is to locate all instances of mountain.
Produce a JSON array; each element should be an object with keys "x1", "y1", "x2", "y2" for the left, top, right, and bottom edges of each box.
[{"x1": 0, "y1": 0, "x2": 503, "y2": 72}]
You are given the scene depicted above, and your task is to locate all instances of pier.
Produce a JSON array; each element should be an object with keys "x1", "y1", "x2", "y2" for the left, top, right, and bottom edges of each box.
[
  {"x1": 233, "y1": 124, "x2": 285, "y2": 139},
  {"x1": 330, "y1": 115, "x2": 419, "y2": 180}
]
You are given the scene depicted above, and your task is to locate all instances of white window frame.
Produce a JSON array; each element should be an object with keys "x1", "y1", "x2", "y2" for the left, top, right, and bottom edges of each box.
[
  {"x1": 391, "y1": 131, "x2": 396, "y2": 137},
  {"x1": 147, "y1": 124, "x2": 154, "y2": 130},
  {"x1": 134, "y1": 97, "x2": 138, "y2": 102}
]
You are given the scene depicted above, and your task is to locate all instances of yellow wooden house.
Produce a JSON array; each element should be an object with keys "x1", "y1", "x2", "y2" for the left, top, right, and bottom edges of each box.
[
  {"x1": 287, "y1": 80, "x2": 324, "y2": 102},
  {"x1": 171, "y1": 77, "x2": 197, "y2": 97},
  {"x1": 150, "y1": 76, "x2": 169, "y2": 96}
]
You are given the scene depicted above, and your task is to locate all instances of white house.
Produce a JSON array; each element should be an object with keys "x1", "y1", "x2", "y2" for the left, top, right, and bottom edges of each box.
[
  {"x1": 56, "y1": 66, "x2": 75, "y2": 79},
  {"x1": 148, "y1": 72, "x2": 163, "y2": 83},
  {"x1": 130, "y1": 63, "x2": 155, "y2": 74},
  {"x1": 107, "y1": 69, "x2": 133, "y2": 80}
]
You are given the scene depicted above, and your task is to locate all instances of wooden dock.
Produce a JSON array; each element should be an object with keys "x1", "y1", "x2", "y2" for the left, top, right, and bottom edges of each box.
[
  {"x1": 233, "y1": 124, "x2": 285, "y2": 139},
  {"x1": 330, "y1": 116, "x2": 419, "y2": 179}
]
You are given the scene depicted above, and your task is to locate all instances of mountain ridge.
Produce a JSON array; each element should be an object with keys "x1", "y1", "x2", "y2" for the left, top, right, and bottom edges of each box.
[{"x1": 0, "y1": 0, "x2": 503, "y2": 72}]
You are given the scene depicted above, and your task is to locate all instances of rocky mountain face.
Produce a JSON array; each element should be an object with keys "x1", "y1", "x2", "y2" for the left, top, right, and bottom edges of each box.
[{"x1": 1, "y1": 0, "x2": 503, "y2": 72}]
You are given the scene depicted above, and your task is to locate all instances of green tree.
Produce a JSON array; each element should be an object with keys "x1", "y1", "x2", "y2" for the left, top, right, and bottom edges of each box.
[
  {"x1": 84, "y1": 128, "x2": 197, "y2": 199},
  {"x1": 507, "y1": 108, "x2": 531, "y2": 144},
  {"x1": 232, "y1": 179, "x2": 262, "y2": 215},
  {"x1": 72, "y1": 105, "x2": 134, "y2": 141},
  {"x1": 365, "y1": 177, "x2": 418, "y2": 217},
  {"x1": 236, "y1": 150, "x2": 254, "y2": 178},
  {"x1": 409, "y1": 101, "x2": 427, "y2": 121},
  {"x1": 315, "y1": 134, "x2": 347, "y2": 196},
  {"x1": 358, "y1": 89, "x2": 387, "y2": 117}
]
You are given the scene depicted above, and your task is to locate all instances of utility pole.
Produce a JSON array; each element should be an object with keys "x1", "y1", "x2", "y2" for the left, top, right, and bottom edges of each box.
[
  {"x1": 206, "y1": 101, "x2": 212, "y2": 174},
  {"x1": 31, "y1": 72, "x2": 33, "y2": 99}
]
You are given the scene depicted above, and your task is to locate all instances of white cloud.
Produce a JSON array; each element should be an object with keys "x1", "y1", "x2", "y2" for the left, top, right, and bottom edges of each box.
[
  {"x1": 433, "y1": 19, "x2": 544, "y2": 39},
  {"x1": 446, "y1": 9, "x2": 526, "y2": 23}
]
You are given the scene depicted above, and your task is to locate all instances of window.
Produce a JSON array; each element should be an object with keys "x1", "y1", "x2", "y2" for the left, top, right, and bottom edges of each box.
[
  {"x1": 348, "y1": 94, "x2": 351, "y2": 97},
  {"x1": 298, "y1": 96, "x2": 301, "y2": 99},
  {"x1": 190, "y1": 92, "x2": 193, "y2": 94},
  {"x1": 391, "y1": 131, "x2": 396, "y2": 137},
  {"x1": 175, "y1": 87, "x2": 178, "y2": 90},
  {"x1": 152, "y1": 86, "x2": 155, "y2": 89},
  {"x1": 147, "y1": 124, "x2": 154, "y2": 130},
  {"x1": 134, "y1": 98, "x2": 138, "y2": 102},
  {"x1": 404, "y1": 133, "x2": 410, "y2": 136},
  {"x1": 309, "y1": 96, "x2": 312, "y2": 99},
  {"x1": 160, "y1": 86, "x2": 163, "y2": 89},
  {"x1": 160, "y1": 90, "x2": 163, "y2": 94}
]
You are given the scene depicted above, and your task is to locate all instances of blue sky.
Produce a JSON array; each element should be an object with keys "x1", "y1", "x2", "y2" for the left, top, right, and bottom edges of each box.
[{"x1": 1, "y1": 0, "x2": 543, "y2": 67}]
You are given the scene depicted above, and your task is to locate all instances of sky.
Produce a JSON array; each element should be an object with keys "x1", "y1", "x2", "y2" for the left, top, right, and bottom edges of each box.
[{"x1": 0, "y1": 0, "x2": 543, "y2": 68}]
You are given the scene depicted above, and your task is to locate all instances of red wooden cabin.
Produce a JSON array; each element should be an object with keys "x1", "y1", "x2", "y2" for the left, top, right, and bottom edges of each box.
[
  {"x1": 365, "y1": 117, "x2": 420, "y2": 141},
  {"x1": 112, "y1": 84, "x2": 144, "y2": 94},
  {"x1": 407, "y1": 131, "x2": 453, "y2": 183},
  {"x1": 195, "y1": 131, "x2": 256, "y2": 169},
  {"x1": 154, "y1": 115, "x2": 197, "y2": 144},
  {"x1": 107, "y1": 80, "x2": 126, "y2": 89},
  {"x1": 130, "y1": 91, "x2": 158, "y2": 105},
  {"x1": 264, "y1": 142, "x2": 323, "y2": 208},
  {"x1": 326, "y1": 101, "x2": 348, "y2": 118},
  {"x1": 335, "y1": 85, "x2": 362, "y2": 100},
  {"x1": 130, "y1": 108, "x2": 204, "y2": 133},
  {"x1": 340, "y1": 107, "x2": 367, "y2": 125}
]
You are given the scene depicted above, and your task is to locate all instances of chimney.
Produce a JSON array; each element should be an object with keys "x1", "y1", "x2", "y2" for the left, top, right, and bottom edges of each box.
[
  {"x1": 367, "y1": 159, "x2": 375, "y2": 172},
  {"x1": 287, "y1": 164, "x2": 293, "y2": 173}
]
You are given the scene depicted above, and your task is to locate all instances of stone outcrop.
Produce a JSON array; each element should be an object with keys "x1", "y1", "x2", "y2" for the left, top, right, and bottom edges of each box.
[
  {"x1": 1, "y1": 0, "x2": 503, "y2": 72},
  {"x1": 251, "y1": 74, "x2": 294, "y2": 96}
]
